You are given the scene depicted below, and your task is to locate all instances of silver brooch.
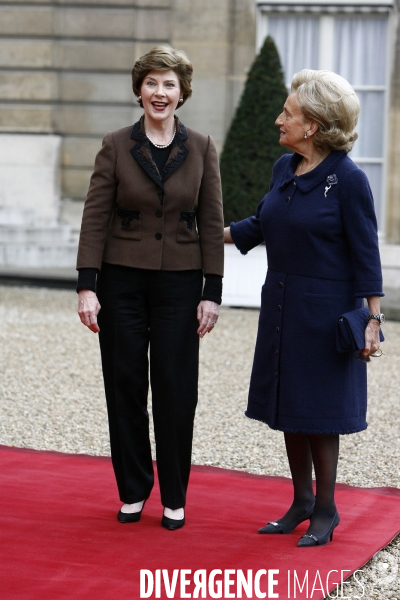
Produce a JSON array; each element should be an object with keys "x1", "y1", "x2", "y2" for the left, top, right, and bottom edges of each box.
[{"x1": 324, "y1": 174, "x2": 338, "y2": 197}]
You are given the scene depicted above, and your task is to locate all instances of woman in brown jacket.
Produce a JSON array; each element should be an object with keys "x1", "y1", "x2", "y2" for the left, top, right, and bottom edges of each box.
[{"x1": 76, "y1": 46, "x2": 224, "y2": 530}]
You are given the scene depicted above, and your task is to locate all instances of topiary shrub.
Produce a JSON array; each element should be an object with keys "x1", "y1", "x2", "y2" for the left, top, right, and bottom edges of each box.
[{"x1": 220, "y1": 36, "x2": 289, "y2": 225}]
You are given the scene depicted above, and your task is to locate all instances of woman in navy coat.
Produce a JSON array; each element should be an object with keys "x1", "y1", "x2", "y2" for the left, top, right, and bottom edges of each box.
[{"x1": 224, "y1": 69, "x2": 384, "y2": 547}]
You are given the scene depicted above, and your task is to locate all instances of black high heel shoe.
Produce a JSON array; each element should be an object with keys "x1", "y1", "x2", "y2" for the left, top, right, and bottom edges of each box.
[
  {"x1": 297, "y1": 511, "x2": 340, "y2": 547},
  {"x1": 117, "y1": 499, "x2": 146, "y2": 523},
  {"x1": 161, "y1": 508, "x2": 185, "y2": 531},
  {"x1": 258, "y1": 501, "x2": 315, "y2": 534}
]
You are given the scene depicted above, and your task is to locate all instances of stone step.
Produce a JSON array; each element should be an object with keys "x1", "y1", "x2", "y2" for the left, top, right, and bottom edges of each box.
[
  {"x1": 0, "y1": 225, "x2": 73, "y2": 244},
  {"x1": 0, "y1": 243, "x2": 78, "y2": 268}
]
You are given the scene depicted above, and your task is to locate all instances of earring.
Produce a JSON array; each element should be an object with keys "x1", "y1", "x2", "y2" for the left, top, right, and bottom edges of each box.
[
  {"x1": 138, "y1": 95, "x2": 142, "y2": 101},
  {"x1": 179, "y1": 98, "x2": 183, "y2": 103},
  {"x1": 304, "y1": 132, "x2": 308, "y2": 139}
]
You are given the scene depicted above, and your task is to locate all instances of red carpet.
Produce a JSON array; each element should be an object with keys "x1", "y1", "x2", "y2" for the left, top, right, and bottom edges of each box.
[{"x1": 0, "y1": 446, "x2": 399, "y2": 600}]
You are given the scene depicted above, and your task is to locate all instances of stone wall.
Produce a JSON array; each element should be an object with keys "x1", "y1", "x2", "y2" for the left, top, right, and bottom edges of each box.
[
  {"x1": 171, "y1": 0, "x2": 256, "y2": 152},
  {"x1": 0, "y1": 0, "x2": 256, "y2": 238}
]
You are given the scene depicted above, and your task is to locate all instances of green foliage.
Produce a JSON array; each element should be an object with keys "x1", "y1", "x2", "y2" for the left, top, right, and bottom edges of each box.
[{"x1": 220, "y1": 36, "x2": 288, "y2": 225}]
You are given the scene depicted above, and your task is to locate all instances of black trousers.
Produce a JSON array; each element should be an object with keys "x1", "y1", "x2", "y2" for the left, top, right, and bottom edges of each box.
[{"x1": 97, "y1": 263, "x2": 203, "y2": 509}]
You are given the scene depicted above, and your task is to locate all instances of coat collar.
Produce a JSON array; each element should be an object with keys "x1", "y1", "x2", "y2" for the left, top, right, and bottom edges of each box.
[
  {"x1": 277, "y1": 150, "x2": 347, "y2": 192},
  {"x1": 130, "y1": 116, "x2": 189, "y2": 194}
]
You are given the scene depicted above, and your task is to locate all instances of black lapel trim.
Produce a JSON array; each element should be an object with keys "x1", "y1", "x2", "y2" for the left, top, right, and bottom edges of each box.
[
  {"x1": 162, "y1": 135, "x2": 189, "y2": 182},
  {"x1": 129, "y1": 116, "x2": 189, "y2": 188},
  {"x1": 130, "y1": 118, "x2": 163, "y2": 191}
]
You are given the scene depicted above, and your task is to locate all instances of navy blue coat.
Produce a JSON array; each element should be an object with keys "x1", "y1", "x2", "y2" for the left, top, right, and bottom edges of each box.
[{"x1": 231, "y1": 151, "x2": 383, "y2": 434}]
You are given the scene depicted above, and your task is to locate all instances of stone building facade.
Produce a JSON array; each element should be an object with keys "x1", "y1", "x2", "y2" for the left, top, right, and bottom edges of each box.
[
  {"x1": 0, "y1": 0, "x2": 255, "y2": 267},
  {"x1": 0, "y1": 0, "x2": 399, "y2": 289}
]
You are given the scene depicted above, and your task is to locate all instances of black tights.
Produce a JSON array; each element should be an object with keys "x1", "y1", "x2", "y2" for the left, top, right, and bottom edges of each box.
[{"x1": 279, "y1": 432, "x2": 339, "y2": 536}]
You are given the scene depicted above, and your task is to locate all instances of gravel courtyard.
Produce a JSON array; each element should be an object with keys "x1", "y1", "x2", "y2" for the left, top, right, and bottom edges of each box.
[{"x1": 0, "y1": 285, "x2": 399, "y2": 598}]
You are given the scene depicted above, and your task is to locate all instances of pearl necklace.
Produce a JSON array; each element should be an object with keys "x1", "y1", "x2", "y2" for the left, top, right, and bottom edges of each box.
[{"x1": 145, "y1": 128, "x2": 176, "y2": 149}]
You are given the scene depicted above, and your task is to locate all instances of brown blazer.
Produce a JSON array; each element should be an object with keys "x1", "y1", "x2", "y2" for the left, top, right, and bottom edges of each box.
[{"x1": 76, "y1": 117, "x2": 224, "y2": 277}]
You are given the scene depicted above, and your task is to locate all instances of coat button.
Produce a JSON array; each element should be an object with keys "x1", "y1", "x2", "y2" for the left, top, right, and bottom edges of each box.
[
  {"x1": 276, "y1": 327, "x2": 280, "y2": 333},
  {"x1": 278, "y1": 282, "x2": 284, "y2": 288},
  {"x1": 275, "y1": 372, "x2": 278, "y2": 378},
  {"x1": 155, "y1": 232, "x2": 162, "y2": 240},
  {"x1": 156, "y1": 210, "x2": 163, "y2": 218},
  {"x1": 275, "y1": 349, "x2": 279, "y2": 355},
  {"x1": 286, "y1": 196, "x2": 291, "y2": 203},
  {"x1": 292, "y1": 181, "x2": 297, "y2": 187},
  {"x1": 277, "y1": 305, "x2": 281, "y2": 311}
]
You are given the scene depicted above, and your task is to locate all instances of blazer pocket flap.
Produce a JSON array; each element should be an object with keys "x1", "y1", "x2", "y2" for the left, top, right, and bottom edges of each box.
[
  {"x1": 177, "y1": 211, "x2": 199, "y2": 243},
  {"x1": 111, "y1": 205, "x2": 141, "y2": 240}
]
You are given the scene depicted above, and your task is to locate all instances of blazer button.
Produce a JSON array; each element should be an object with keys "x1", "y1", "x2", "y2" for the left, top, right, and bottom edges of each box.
[
  {"x1": 292, "y1": 181, "x2": 297, "y2": 187},
  {"x1": 275, "y1": 349, "x2": 279, "y2": 355},
  {"x1": 278, "y1": 281, "x2": 284, "y2": 288},
  {"x1": 276, "y1": 327, "x2": 280, "y2": 333},
  {"x1": 155, "y1": 232, "x2": 162, "y2": 240},
  {"x1": 156, "y1": 210, "x2": 163, "y2": 218},
  {"x1": 277, "y1": 305, "x2": 282, "y2": 311},
  {"x1": 286, "y1": 196, "x2": 291, "y2": 203},
  {"x1": 275, "y1": 372, "x2": 278, "y2": 378}
]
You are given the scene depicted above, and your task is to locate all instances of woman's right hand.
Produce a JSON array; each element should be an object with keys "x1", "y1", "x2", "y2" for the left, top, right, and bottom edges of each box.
[
  {"x1": 78, "y1": 290, "x2": 101, "y2": 333},
  {"x1": 224, "y1": 226, "x2": 233, "y2": 243}
]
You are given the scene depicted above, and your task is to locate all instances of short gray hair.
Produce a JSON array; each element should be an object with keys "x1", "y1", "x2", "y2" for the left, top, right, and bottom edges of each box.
[{"x1": 291, "y1": 69, "x2": 360, "y2": 152}]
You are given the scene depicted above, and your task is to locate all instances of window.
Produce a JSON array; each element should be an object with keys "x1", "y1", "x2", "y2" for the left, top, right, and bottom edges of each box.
[{"x1": 257, "y1": 4, "x2": 393, "y2": 235}]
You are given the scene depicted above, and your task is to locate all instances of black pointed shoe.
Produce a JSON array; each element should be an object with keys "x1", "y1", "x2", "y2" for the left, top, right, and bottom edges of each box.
[
  {"x1": 161, "y1": 510, "x2": 185, "y2": 531},
  {"x1": 297, "y1": 511, "x2": 340, "y2": 547},
  {"x1": 117, "y1": 500, "x2": 146, "y2": 523},
  {"x1": 258, "y1": 501, "x2": 315, "y2": 534}
]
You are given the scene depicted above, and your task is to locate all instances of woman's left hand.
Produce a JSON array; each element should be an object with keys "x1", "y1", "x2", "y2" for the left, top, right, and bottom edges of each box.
[
  {"x1": 362, "y1": 295, "x2": 382, "y2": 358},
  {"x1": 197, "y1": 300, "x2": 219, "y2": 338},
  {"x1": 362, "y1": 319, "x2": 381, "y2": 358}
]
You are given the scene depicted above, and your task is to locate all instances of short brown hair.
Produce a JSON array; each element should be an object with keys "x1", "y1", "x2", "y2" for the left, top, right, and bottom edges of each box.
[
  {"x1": 132, "y1": 45, "x2": 193, "y2": 109},
  {"x1": 291, "y1": 69, "x2": 360, "y2": 153}
]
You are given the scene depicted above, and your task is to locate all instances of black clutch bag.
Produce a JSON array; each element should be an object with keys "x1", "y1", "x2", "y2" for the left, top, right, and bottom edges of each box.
[{"x1": 336, "y1": 307, "x2": 384, "y2": 353}]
